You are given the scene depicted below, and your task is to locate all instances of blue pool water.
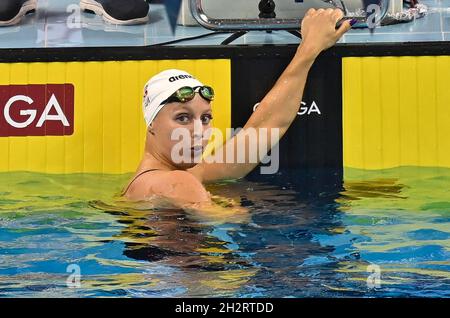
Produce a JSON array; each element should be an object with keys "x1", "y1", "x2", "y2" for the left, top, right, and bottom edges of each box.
[{"x1": 0, "y1": 167, "x2": 449, "y2": 297}]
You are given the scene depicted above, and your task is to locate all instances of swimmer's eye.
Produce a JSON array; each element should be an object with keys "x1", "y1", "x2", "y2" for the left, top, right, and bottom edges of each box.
[
  {"x1": 201, "y1": 114, "x2": 213, "y2": 125},
  {"x1": 175, "y1": 114, "x2": 191, "y2": 124}
]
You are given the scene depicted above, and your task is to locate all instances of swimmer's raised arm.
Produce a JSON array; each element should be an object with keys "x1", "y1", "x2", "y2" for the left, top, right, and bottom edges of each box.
[
  {"x1": 192, "y1": 8, "x2": 353, "y2": 182},
  {"x1": 125, "y1": 9, "x2": 354, "y2": 203}
]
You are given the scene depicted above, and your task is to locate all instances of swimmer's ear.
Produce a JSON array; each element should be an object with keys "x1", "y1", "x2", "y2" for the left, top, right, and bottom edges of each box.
[{"x1": 148, "y1": 124, "x2": 155, "y2": 135}]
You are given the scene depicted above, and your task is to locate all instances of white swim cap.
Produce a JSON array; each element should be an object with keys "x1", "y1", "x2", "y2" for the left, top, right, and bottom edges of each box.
[{"x1": 143, "y1": 69, "x2": 204, "y2": 127}]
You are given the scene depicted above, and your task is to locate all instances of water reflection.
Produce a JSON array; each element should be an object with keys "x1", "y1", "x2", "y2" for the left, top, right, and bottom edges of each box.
[
  {"x1": 88, "y1": 198, "x2": 257, "y2": 296},
  {"x1": 88, "y1": 168, "x2": 348, "y2": 297},
  {"x1": 229, "y1": 168, "x2": 349, "y2": 296},
  {"x1": 0, "y1": 167, "x2": 449, "y2": 297},
  {"x1": 334, "y1": 167, "x2": 450, "y2": 297}
]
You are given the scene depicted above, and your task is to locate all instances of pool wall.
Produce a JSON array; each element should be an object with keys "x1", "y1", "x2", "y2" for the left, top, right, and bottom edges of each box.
[
  {"x1": 0, "y1": 57, "x2": 231, "y2": 173},
  {"x1": 0, "y1": 43, "x2": 450, "y2": 174},
  {"x1": 343, "y1": 56, "x2": 450, "y2": 170}
]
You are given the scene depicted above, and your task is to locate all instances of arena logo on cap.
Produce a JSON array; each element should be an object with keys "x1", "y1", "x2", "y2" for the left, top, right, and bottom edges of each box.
[
  {"x1": 0, "y1": 84, "x2": 74, "y2": 137},
  {"x1": 169, "y1": 74, "x2": 194, "y2": 82}
]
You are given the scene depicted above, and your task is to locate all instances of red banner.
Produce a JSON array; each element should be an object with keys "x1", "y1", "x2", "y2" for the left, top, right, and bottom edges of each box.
[{"x1": 0, "y1": 84, "x2": 74, "y2": 137}]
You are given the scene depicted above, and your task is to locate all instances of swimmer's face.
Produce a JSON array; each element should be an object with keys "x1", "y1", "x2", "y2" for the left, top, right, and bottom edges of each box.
[{"x1": 150, "y1": 94, "x2": 213, "y2": 169}]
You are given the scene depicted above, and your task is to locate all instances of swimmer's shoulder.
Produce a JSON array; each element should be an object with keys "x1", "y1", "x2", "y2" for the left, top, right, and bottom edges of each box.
[{"x1": 125, "y1": 170, "x2": 210, "y2": 203}]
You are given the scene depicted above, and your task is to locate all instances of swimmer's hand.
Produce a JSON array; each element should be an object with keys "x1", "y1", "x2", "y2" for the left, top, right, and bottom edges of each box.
[{"x1": 300, "y1": 8, "x2": 353, "y2": 59}]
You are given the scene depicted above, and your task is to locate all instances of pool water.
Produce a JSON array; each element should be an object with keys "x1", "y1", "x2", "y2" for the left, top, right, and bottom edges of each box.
[{"x1": 0, "y1": 167, "x2": 449, "y2": 297}]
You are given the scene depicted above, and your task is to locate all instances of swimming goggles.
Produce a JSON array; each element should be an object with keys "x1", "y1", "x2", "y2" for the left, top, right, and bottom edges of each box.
[{"x1": 160, "y1": 86, "x2": 215, "y2": 105}]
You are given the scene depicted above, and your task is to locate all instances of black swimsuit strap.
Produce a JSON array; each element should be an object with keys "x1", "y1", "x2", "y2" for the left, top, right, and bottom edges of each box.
[{"x1": 121, "y1": 168, "x2": 161, "y2": 196}]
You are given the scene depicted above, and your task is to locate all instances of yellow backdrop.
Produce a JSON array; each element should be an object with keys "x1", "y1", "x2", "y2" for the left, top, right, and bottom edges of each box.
[
  {"x1": 0, "y1": 59, "x2": 231, "y2": 174},
  {"x1": 343, "y1": 56, "x2": 450, "y2": 170}
]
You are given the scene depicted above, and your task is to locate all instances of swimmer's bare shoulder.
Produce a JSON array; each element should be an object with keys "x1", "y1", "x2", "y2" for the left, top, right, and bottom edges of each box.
[
  {"x1": 125, "y1": 170, "x2": 249, "y2": 223},
  {"x1": 124, "y1": 170, "x2": 211, "y2": 204}
]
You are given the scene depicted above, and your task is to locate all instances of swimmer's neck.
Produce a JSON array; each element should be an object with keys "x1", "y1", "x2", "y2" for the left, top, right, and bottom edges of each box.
[{"x1": 137, "y1": 150, "x2": 180, "y2": 172}]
